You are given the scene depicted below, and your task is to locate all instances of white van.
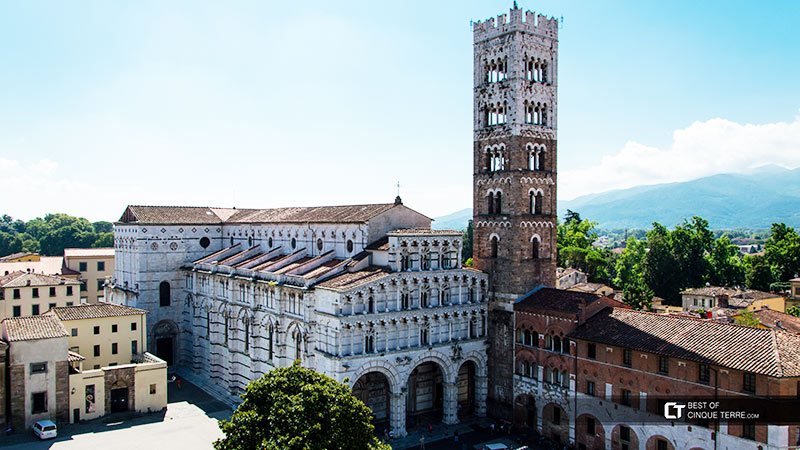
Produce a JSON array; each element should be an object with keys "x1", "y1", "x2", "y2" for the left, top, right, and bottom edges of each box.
[{"x1": 32, "y1": 420, "x2": 57, "y2": 440}]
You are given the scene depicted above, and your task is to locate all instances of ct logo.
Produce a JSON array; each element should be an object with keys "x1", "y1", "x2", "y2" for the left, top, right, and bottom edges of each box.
[{"x1": 664, "y1": 402, "x2": 686, "y2": 419}]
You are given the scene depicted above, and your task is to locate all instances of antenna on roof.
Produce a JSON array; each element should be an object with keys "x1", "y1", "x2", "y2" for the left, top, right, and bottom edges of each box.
[{"x1": 395, "y1": 181, "x2": 402, "y2": 206}]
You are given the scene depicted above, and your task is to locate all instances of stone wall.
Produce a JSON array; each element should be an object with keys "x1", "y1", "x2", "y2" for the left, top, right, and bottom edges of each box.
[
  {"x1": 9, "y1": 365, "x2": 24, "y2": 431},
  {"x1": 55, "y1": 361, "x2": 69, "y2": 423}
]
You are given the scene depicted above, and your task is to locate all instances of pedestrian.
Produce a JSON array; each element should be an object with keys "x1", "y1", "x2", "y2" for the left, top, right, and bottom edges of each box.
[
  {"x1": 454, "y1": 429, "x2": 459, "y2": 443},
  {"x1": 177, "y1": 378, "x2": 181, "y2": 390},
  {"x1": 420, "y1": 435, "x2": 425, "y2": 449},
  {"x1": 428, "y1": 423, "x2": 433, "y2": 436},
  {"x1": 490, "y1": 422, "x2": 495, "y2": 434}
]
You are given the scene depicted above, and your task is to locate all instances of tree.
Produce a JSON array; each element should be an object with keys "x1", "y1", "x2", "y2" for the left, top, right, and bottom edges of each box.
[
  {"x1": 461, "y1": 220, "x2": 473, "y2": 263},
  {"x1": 557, "y1": 217, "x2": 609, "y2": 282},
  {"x1": 214, "y1": 362, "x2": 390, "y2": 450},
  {"x1": 734, "y1": 310, "x2": 761, "y2": 328},
  {"x1": 764, "y1": 223, "x2": 800, "y2": 282},
  {"x1": 614, "y1": 237, "x2": 653, "y2": 310},
  {"x1": 644, "y1": 226, "x2": 682, "y2": 303},
  {"x1": 786, "y1": 305, "x2": 800, "y2": 318},
  {"x1": 744, "y1": 254, "x2": 773, "y2": 291},
  {"x1": 706, "y1": 236, "x2": 745, "y2": 287}
]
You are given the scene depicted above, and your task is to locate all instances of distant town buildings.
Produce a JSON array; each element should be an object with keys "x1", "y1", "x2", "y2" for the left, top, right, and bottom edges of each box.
[
  {"x1": 681, "y1": 286, "x2": 785, "y2": 314},
  {"x1": 556, "y1": 267, "x2": 587, "y2": 290},
  {"x1": 63, "y1": 248, "x2": 115, "y2": 303}
]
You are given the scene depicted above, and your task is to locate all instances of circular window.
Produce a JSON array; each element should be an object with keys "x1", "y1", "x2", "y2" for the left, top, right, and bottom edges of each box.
[
  {"x1": 151, "y1": 242, "x2": 158, "y2": 251},
  {"x1": 291, "y1": 238, "x2": 297, "y2": 249},
  {"x1": 346, "y1": 240, "x2": 354, "y2": 253},
  {"x1": 268, "y1": 237, "x2": 273, "y2": 248},
  {"x1": 169, "y1": 242, "x2": 178, "y2": 251},
  {"x1": 199, "y1": 237, "x2": 210, "y2": 249},
  {"x1": 317, "y1": 239, "x2": 323, "y2": 251}
]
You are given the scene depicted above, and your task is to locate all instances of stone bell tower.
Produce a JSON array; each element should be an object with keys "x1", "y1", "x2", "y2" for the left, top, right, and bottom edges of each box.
[{"x1": 472, "y1": 6, "x2": 559, "y2": 418}]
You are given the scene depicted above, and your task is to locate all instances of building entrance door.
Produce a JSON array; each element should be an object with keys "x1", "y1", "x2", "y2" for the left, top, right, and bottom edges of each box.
[
  {"x1": 156, "y1": 337, "x2": 174, "y2": 365},
  {"x1": 110, "y1": 387, "x2": 129, "y2": 413}
]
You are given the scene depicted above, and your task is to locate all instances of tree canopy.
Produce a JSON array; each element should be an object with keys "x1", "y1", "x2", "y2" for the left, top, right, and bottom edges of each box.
[
  {"x1": 557, "y1": 217, "x2": 609, "y2": 282},
  {"x1": 0, "y1": 213, "x2": 113, "y2": 257},
  {"x1": 214, "y1": 362, "x2": 389, "y2": 450}
]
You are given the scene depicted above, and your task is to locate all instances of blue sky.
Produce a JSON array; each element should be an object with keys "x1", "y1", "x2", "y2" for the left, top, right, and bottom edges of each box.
[{"x1": 1, "y1": 0, "x2": 799, "y2": 222}]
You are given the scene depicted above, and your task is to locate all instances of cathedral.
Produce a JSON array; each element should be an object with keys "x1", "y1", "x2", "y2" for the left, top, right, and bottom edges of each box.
[{"x1": 107, "y1": 5, "x2": 558, "y2": 438}]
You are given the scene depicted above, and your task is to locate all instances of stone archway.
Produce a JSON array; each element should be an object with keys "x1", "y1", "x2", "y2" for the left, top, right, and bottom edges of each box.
[
  {"x1": 456, "y1": 360, "x2": 476, "y2": 418},
  {"x1": 153, "y1": 320, "x2": 179, "y2": 366},
  {"x1": 406, "y1": 361, "x2": 445, "y2": 432},
  {"x1": 611, "y1": 424, "x2": 639, "y2": 450},
  {"x1": 645, "y1": 435, "x2": 675, "y2": 450},
  {"x1": 542, "y1": 402, "x2": 569, "y2": 445},
  {"x1": 513, "y1": 394, "x2": 537, "y2": 430},
  {"x1": 577, "y1": 413, "x2": 605, "y2": 450},
  {"x1": 353, "y1": 372, "x2": 391, "y2": 434}
]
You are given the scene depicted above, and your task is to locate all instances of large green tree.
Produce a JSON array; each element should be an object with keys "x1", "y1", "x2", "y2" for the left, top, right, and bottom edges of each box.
[
  {"x1": 764, "y1": 223, "x2": 800, "y2": 282},
  {"x1": 614, "y1": 237, "x2": 653, "y2": 310},
  {"x1": 0, "y1": 213, "x2": 114, "y2": 257},
  {"x1": 461, "y1": 219, "x2": 473, "y2": 263},
  {"x1": 706, "y1": 236, "x2": 745, "y2": 287},
  {"x1": 744, "y1": 254, "x2": 773, "y2": 291},
  {"x1": 557, "y1": 217, "x2": 609, "y2": 282},
  {"x1": 214, "y1": 363, "x2": 390, "y2": 450}
]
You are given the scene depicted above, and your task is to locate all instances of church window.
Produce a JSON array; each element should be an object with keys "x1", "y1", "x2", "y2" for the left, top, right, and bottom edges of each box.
[
  {"x1": 291, "y1": 238, "x2": 297, "y2": 249},
  {"x1": 230, "y1": 236, "x2": 234, "y2": 246},
  {"x1": 346, "y1": 240, "x2": 354, "y2": 253},
  {"x1": 364, "y1": 330, "x2": 375, "y2": 353},
  {"x1": 490, "y1": 236, "x2": 499, "y2": 258},
  {"x1": 535, "y1": 193, "x2": 543, "y2": 215},
  {"x1": 159, "y1": 281, "x2": 171, "y2": 307},
  {"x1": 523, "y1": 330, "x2": 531, "y2": 346},
  {"x1": 268, "y1": 237, "x2": 273, "y2": 248},
  {"x1": 401, "y1": 292, "x2": 410, "y2": 310},
  {"x1": 268, "y1": 325, "x2": 274, "y2": 360},
  {"x1": 244, "y1": 320, "x2": 250, "y2": 352},
  {"x1": 553, "y1": 336, "x2": 562, "y2": 353},
  {"x1": 294, "y1": 331, "x2": 302, "y2": 361},
  {"x1": 469, "y1": 318, "x2": 478, "y2": 338},
  {"x1": 420, "y1": 326, "x2": 429, "y2": 346},
  {"x1": 199, "y1": 237, "x2": 210, "y2": 249},
  {"x1": 532, "y1": 237, "x2": 540, "y2": 259},
  {"x1": 248, "y1": 236, "x2": 253, "y2": 247},
  {"x1": 420, "y1": 291, "x2": 429, "y2": 308},
  {"x1": 367, "y1": 296, "x2": 374, "y2": 314},
  {"x1": 494, "y1": 192, "x2": 502, "y2": 214},
  {"x1": 487, "y1": 193, "x2": 495, "y2": 214},
  {"x1": 443, "y1": 251, "x2": 457, "y2": 269},
  {"x1": 317, "y1": 239, "x2": 323, "y2": 252},
  {"x1": 400, "y1": 253, "x2": 411, "y2": 271}
]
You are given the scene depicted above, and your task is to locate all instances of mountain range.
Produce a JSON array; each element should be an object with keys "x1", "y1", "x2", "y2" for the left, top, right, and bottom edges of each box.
[{"x1": 432, "y1": 166, "x2": 800, "y2": 230}]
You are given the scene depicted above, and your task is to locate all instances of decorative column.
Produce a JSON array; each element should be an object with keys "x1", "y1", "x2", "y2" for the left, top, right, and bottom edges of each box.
[
  {"x1": 475, "y1": 375, "x2": 488, "y2": 417},
  {"x1": 443, "y1": 381, "x2": 459, "y2": 425},
  {"x1": 391, "y1": 390, "x2": 408, "y2": 438}
]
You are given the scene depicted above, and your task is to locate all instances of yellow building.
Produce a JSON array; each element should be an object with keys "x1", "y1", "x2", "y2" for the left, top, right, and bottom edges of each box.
[
  {"x1": 566, "y1": 282, "x2": 615, "y2": 297},
  {"x1": 0, "y1": 252, "x2": 40, "y2": 263},
  {"x1": 48, "y1": 303, "x2": 147, "y2": 370},
  {"x1": 681, "y1": 286, "x2": 785, "y2": 313},
  {"x1": 788, "y1": 278, "x2": 800, "y2": 308},
  {"x1": 63, "y1": 248, "x2": 115, "y2": 304},
  {"x1": 0, "y1": 271, "x2": 81, "y2": 319}
]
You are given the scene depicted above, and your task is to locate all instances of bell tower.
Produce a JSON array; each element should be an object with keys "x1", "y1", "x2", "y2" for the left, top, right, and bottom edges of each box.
[{"x1": 472, "y1": 6, "x2": 559, "y2": 417}]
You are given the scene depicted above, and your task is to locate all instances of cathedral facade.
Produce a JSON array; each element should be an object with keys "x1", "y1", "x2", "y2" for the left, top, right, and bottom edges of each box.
[{"x1": 107, "y1": 201, "x2": 488, "y2": 437}]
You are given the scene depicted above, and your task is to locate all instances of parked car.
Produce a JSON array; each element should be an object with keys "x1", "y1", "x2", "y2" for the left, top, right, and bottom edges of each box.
[
  {"x1": 32, "y1": 420, "x2": 57, "y2": 440},
  {"x1": 481, "y1": 444, "x2": 510, "y2": 450}
]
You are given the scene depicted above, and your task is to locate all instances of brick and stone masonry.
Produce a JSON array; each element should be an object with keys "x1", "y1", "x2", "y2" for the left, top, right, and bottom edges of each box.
[{"x1": 472, "y1": 6, "x2": 559, "y2": 419}]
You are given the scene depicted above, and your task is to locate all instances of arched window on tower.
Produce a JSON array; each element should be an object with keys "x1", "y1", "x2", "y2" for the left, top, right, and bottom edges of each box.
[
  {"x1": 490, "y1": 236, "x2": 499, "y2": 258},
  {"x1": 364, "y1": 329, "x2": 375, "y2": 354},
  {"x1": 159, "y1": 281, "x2": 170, "y2": 307},
  {"x1": 367, "y1": 296, "x2": 374, "y2": 314},
  {"x1": 535, "y1": 193, "x2": 544, "y2": 215},
  {"x1": 494, "y1": 192, "x2": 502, "y2": 215},
  {"x1": 532, "y1": 237, "x2": 541, "y2": 259},
  {"x1": 295, "y1": 330, "x2": 303, "y2": 361},
  {"x1": 487, "y1": 193, "x2": 495, "y2": 215}
]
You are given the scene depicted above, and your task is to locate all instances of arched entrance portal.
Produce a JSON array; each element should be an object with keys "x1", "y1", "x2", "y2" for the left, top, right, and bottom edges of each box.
[
  {"x1": 514, "y1": 394, "x2": 537, "y2": 429},
  {"x1": 457, "y1": 361, "x2": 476, "y2": 418},
  {"x1": 153, "y1": 320, "x2": 178, "y2": 366},
  {"x1": 353, "y1": 372, "x2": 391, "y2": 431},
  {"x1": 407, "y1": 362, "x2": 444, "y2": 431},
  {"x1": 109, "y1": 380, "x2": 129, "y2": 413}
]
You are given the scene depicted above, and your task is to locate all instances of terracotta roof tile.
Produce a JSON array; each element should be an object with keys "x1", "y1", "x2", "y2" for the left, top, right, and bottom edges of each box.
[
  {"x1": 570, "y1": 307, "x2": 800, "y2": 377},
  {"x1": 515, "y1": 287, "x2": 607, "y2": 315},
  {"x1": 49, "y1": 303, "x2": 147, "y2": 321},
  {"x1": 750, "y1": 309, "x2": 800, "y2": 334},
  {"x1": 0, "y1": 272, "x2": 80, "y2": 288},
  {"x1": 316, "y1": 266, "x2": 393, "y2": 291},
  {"x1": 3, "y1": 315, "x2": 69, "y2": 342}
]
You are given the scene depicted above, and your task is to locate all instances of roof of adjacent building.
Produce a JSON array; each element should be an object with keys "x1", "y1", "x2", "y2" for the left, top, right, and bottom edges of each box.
[
  {"x1": 316, "y1": 265, "x2": 393, "y2": 291},
  {"x1": 119, "y1": 203, "x2": 427, "y2": 225},
  {"x1": 0, "y1": 256, "x2": 67, "y2": 276},
  {"x1": 0, "y1": 252, "x2": 37, "y2": 262},
  {"x1": 567, "y1": 282, "x2": 612, "y2": 293},
  {"x1": 681, "y1": 286, "x2": 780, "y2": 300},
  {"x1": 515, "y1": 287, "x2": 609, "y2": 315},
  {"x1": 570, "y1": 307, "x2": 800, "y2": 377},
  {"x1": 3, "y1": 315, "x2": 69, "y2": 342},
  {"x1": 68, "y1": 351, "x2": 85, "y2": 362},
  {"x1": 48, "y1": 303, "x2": 147, "y2": 321},
  {"x1": 365, "y1": 236, "x2": 390, "y2": 251},
  {"x1": 64, "y1": 248, "x2": 115, "y2": 258},
  {"x1": 386, "y1": 228, "x2": 461, "y2": 236},
  {"x1": 0, "y1": 271, "x2": 80, "y2": 288},
  {"x1": 748, "y1": 309, "x2": 800, "y2": 334}
]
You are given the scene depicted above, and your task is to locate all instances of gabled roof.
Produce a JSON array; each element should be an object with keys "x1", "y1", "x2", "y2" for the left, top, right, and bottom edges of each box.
[
  {"x1": 570, "y1": 307, "x2": 800, "y2": 377},
  {"x1": 3, "y1": 315, "x2": 69, "y2": 342},
  {"x1": 0, "y1": 272, "x2": 80, "y2": 288},
  {"x1": 119, "y1": 203, "x2": 420, "y2": 225},
  {"x1": 515, "y1": 287, "x2": 608, "y2": 315},
  {"x1": 48, "y1": 303, "x2": 147, "y2": 321}
]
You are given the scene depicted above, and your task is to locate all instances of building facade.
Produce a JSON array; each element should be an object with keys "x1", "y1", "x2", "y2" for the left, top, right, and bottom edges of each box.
[
  {"x1": 107, "y1": 202, "x2": 489, "y2": 437},
  {"x1": 0, "y1": 271, "x2": 81, "y2": 319},
  {"x1": 64, "y1": 248, "x2": 115, "y2": 304},
  {"x1": 472, "y1": 6, "x2": 559, "y2": 419},
  {"x1": 513, "y1": 288, "x2": 800, "y2": 449}
]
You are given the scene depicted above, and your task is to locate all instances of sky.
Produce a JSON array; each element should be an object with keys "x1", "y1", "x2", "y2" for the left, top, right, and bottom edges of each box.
[{"x1": 1, "y1": 0, "x2": 799, "y2": 222}]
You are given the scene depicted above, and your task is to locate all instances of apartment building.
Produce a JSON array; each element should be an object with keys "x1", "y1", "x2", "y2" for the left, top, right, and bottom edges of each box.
[
  {"x1": 0, "y1": 271, "x2": 81, "y2": 319},
  {"x1": 63, "y1": 248, "x2": 115, "y2": 304}
]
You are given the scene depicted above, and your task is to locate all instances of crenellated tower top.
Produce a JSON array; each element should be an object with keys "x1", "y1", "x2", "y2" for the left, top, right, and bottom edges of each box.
[{"x1": 472, "y1": 7, "x2": 558, "y2": 42}]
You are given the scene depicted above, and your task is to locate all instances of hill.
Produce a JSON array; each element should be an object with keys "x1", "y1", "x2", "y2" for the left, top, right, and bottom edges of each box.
[{"x1": 559, "y1": 165, "x2": 800, "y2": 229}]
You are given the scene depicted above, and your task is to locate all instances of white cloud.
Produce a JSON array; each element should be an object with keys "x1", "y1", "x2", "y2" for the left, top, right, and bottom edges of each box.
[
  {"x1": 560, "y1": 113, "x2": 800, "y2": 200},
  {"x1": 28, "y1": 159, "x2": 58, "y2": 175}
]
